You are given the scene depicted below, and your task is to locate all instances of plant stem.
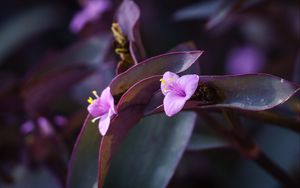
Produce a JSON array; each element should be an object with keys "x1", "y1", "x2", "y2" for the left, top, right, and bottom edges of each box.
[
  {"x1": 236, "y1": 110, "x2": 300, "y2": 133},
  {"x1": 198, "y1": 110, "x2": 297, "y2": 187},
  {"x1": 254, "y1": 152, "x2": 297, "y2": 188}
]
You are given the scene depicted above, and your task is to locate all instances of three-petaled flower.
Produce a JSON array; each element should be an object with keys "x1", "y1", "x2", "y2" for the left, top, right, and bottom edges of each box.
[
  {"x1": 70, "y1": 0, "x2": 110, "y2": 33},
  {"x1": 160, "y1": 71, "x2": 199, "y2": 117},
  {"x1": 87, "y1": 87, "x2": 117, "y2": 136}
]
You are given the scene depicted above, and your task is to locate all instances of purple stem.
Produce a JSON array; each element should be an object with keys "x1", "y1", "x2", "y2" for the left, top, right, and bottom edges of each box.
[{"x1": 197, "y1": 109, "x2": 297, "y2": 187}]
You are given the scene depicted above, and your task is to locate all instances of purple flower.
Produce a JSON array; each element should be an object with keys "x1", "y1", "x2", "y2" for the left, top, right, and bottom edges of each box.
[
  {"x1": 226, "y1": 46, "x2": 265, "y2": 74},
  {"x1": 87, "y1": 87, "x2": 117, "y2": 135},
  {"x1": 70, "y1": 0, "x2": 110, "y2": 33},
  {"x1": 160, "y1": 71, "x2": 199, "y2": 117},
  {"x1": 37, "y1": 117, "x2": 54, "y2": 137},
  {"x1": 20, "y1": 120, "x2": 34, "y2": 134}
]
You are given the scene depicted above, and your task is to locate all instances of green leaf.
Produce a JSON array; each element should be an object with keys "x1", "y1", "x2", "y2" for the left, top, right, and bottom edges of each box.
[
  {"x1": 195, "y1": 74, "x2": 300, "y2": 110},
  {"x1": 1, "y1": 166, "x2": 61, "y2": 188},
  {"x1": 147, "y1": 74, "x2": 300, "y2": 114},
  {"x1": 66, "y1": 115, "x2": 100, "y2": 188},
  {"x1": 186, "y1": 133, "x2": 228, "y2": 151},
  {"x1": 104, "y1": 112, "x2": 197, "y2": 188},
  {"x1": 98, "y1": 76, "x2": 168, "y2": 187}
]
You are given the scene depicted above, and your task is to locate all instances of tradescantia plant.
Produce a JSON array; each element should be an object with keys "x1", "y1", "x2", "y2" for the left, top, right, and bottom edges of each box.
[{"x1": 67, "y1": 1, "x2": 300, "y2": 188}]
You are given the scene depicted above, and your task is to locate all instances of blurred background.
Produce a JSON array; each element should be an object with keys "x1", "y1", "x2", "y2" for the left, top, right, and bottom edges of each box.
[{"x1": 0, "y1": 0, "x2": 299, "y2": 187}]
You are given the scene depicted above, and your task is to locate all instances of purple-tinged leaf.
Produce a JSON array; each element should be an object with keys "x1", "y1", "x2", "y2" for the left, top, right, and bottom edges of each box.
[
  {"x1": 170, "y1": 41, "x2": 197, "y2": 52},
  {"x1": 293, "y1": 51, "x2": 300, "y2": 83},
  {"x1": 116, "y1": 0, "x2": 140, "y2": 42},
  {"x1": 145, "y1": 74, "x2": 300, "y2": 114},
  {"x1": 173, "y1": 1, "x2": 220, "y2": 21},
  {"x1": 117, "y1": 76, "x2": 161, "y2": 111},
  {"x1": 97, "y1": 76, "x2": 162, "y2": 187},
  {"x1": 144, "y1": 91, "x2": 165, "y2": 115},
  {"x1": 169, "y1": 41, "x2": 201, "y2": 75},
  {"x1": 186, "y1": 133, "x2": 228, "y2": 151},
  {"x1": 26, "y1": 35, "x2": 111, "y2": 77},
  {"x1": 104, "y1": 112, "x2": 197, "y2": 188},
  {"x1": 22, "y1": 64, "x2": 93, "y2": 117},
  {"x1": 194, "y1": 74, "x2": 300, "y2": 110},
  {"x1": 116, "y1": 0, "x2": 145, "y2": 63},
  {"x1": 205, "y1": 0, "x2": 236, "y2": 29},
  {"x1": 22, "y1": 36, "x2": 110, "y2": 116},
  {"x1": 66, "y1": 115, "x2": 100, "y2": 188},
  {"x1": 110, "y1": 51, "x2": 203, "y2": 96},
  {"x1": 0, "y1": 4, "x2": 65, "y2": 64},
  {"x1": 98, "y1": 106, "x2": 143, "y2": 188}
]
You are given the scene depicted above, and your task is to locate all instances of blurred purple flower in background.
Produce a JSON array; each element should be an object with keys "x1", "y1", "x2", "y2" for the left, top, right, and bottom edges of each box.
[
  {"x1": 53, "y1": 115, "x2": 68, "y2": 127},
  {"x1": 20, "y1": 121, "x2": 35, "y2": 135},
  {"x1": 20, "y1": 117, "x2": 55, "y2": 137},
  {"x1": 160, "y1": 71, "x2": 199, "y2": 117},
  {"x1": 37, "y1": 117, "x2": 54, "y2": 137},
  {"x1": 87, "y1": 87, "x2": 117, "y2": 135},
  {"x1": 70, "y1": 0, "x2": 110, "y2": 33},
  {"x1": 226, "y1": 46, "x2": 265, "y2": 74}
]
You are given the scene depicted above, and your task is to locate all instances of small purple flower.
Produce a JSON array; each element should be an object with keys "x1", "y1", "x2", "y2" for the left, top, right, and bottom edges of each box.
[
  {"x1": 70, "y1": 0, "x2": 110, "y2": 33},
  {"x1": 87, "y1": 87, "x2": 117, "y2": 135},
  {"x1": 160, "y1": 71, "x2": 199, "y2": 117}
]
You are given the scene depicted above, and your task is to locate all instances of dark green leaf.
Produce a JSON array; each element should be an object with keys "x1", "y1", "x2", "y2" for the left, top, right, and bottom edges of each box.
[
  {"x1": 0, "y1": 4, "x2": 65, "y2": 63},
  {"x1": 194, "y1": 74, "x2": 300, "y2": 110},
  {"x1": 66, "y1": 115, "x2": 100, "y2": 188},
  {"x1": 105, "y1": 112, "x2": 197, "y2": 188},
  {"x1": 186, "y1": 133, "x2": 228, "y2": 151},
  {"x1": 23, "y1": 65, "x2": 93, "y2": 116}
]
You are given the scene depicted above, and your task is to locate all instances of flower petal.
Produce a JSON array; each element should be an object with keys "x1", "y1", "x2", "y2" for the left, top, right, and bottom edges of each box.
[
  {"x1": 162, "y1": 71, "x2": 179, "y2": 80},
  {"x1": 100, "y1": 87, "x2": 117, "y2": 114},
  {"x1": 163, "y1": 92, "x2": 187, "y2": 117},
  {"x1": 161, "y1": 71, "x2": 179, "y2": 95},
  {"x1": 70, "y1": 0, "x2": 110, "y2": 33},
  {"x1": 177, "y1": 74, "x2": 199, "y2": 98},
  {"x1": 85, "y1": 0, "x2": 110, "y2": 20},
  {"x1": 87, "y1": 98, "x2": 107, "y2": 117},
  {"x1": 98, "y1": 111, "x2": 111, "y2": 136},
  {"x1": 70, "y1": 12, "x2": 88, "y2": 33}
]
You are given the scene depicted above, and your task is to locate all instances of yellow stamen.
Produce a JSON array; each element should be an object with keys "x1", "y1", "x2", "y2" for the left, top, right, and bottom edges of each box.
[
  {"x1": 87, "y1": 97, "x2": 94, "y2": 104},
  {"x1": 92, "y1": 90, "x2": 99, "y2": 98},
  {"x1": 160, "y1": 78, "x2": 168, "y2": 93},
  {"x1": 160, "y1": 78, "x2": 166, "y2": 85},
  {"x1": 87, "y1": 90, "x2": 99, "y2": 104},
  {"x1": 168, "y1": 77, "x2": 174, "y2": 82},
  {"x1": 111, "y1": 23, "x2": 127, "y2": 46}
]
